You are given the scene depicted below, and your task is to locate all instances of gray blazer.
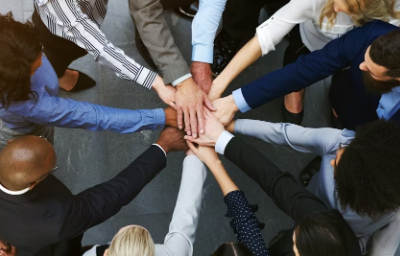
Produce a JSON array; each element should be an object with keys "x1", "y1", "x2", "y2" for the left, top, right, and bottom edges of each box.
[{"x1": 129, "y1": 0, "x2": 191, "y2": 85}]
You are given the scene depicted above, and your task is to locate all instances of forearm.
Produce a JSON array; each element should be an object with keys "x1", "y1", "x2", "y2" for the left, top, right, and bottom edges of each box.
[
  {"x1": 191, "y1": 0, "x2": 227, "y2": 63},
  {"x1": 166, "y1": 155, "x2": 207, "y2": 248},
  {"x1": 207, "y1": 160, "x2": 238, "y2": 196},
  {"x1": 224, "y1": 137, "x2": 327, "y2": 219},
  {"x1": 60, "y1": 146, "x2": 167, "y2": 240},
  {"x1": 38, "y1": 1, "x2": 157, "y2": 88},
  {"x1": 210, "y1": 37, "x2": 261, "y2": 100},
  {"x1": 19, "y1": 96, "x2": 165, "y2": 134},
  {"x1": 224, "y1": 190, "x2": 269, "y2": 256},
  {"x1": 233, "y1": 119, "x2": 341, "y2": 155},
  {"x1": 129, "y1": 0, "x2": 190, "y2": 85}
]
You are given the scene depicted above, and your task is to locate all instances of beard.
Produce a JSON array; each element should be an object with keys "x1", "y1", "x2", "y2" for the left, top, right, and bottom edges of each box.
[{"x1": 362, "y1": 71, "x2": 400, "y2": 95}]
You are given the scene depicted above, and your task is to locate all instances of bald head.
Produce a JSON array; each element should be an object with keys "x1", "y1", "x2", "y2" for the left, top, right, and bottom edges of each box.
[{"x1": 0, "y1": 136, "x2": 56, "y2": 191}]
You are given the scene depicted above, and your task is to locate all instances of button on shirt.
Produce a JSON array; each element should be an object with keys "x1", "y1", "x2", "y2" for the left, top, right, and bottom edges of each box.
[
  {"x1": 0, "y1": 55, "x2": 165, "y2": 134},
  {"x1": 225, "y1": 190, "x2": 269, "y2": 256}
]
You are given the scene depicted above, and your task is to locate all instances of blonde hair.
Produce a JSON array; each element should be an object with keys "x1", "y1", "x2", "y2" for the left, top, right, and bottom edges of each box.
[
  {"x1": 319, "y1": 0, "x2": 400, "y2": 27},
  {"x1": 108, "y1": 226, "x2": 155, "y2": 256}
]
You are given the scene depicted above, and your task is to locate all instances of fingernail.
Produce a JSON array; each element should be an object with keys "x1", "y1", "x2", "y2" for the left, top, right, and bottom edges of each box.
[
  {"x1": 187, "y1": 131, "x2": 191, "y2": 136},
  {"x1": 193, "y1": 133, "x2": 197, "y2": 138},
  {"x1": 179, "y1": 126, "x2": 182, "y2": 129},
  {"x1": 200, "y1": 129, "x2": 204, "y2": 134}
]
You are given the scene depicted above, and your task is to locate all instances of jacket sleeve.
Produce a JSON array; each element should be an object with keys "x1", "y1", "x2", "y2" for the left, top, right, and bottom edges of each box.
[
  {"x1": 58, "y1": 145, "x2": 166, "y2": 240},
  {"x1": 129, "y1": 0, "x2": 191, "y2": 85},
  {"x1": 239, "y1": 21, "x2": 378, "y2": 109},
  {"x1": 224, "y1": 137, "x2": 327, "y2": 220}
]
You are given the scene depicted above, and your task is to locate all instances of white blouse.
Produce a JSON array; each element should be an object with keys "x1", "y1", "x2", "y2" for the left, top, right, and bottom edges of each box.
[{"x1": 256, "y1": 0, "x2": 400, "y2": 55}]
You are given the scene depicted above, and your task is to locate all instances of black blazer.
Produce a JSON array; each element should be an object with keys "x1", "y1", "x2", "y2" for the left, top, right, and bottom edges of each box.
[
  {"x1": 0, "y1": 145, "x2": 166, "y2": 254},
  {"x1": 224, "y1": 138, "x2": 362, "y2": 256}
]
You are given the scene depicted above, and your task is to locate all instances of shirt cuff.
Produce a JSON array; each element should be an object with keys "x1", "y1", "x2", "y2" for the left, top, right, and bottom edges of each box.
[
  {"x1": 172, "y1": 74, "x2": 193, "y2": 86},
  {"x1": 232, "y1": 89, "x2": 252, "y2": 113},
  {"x1": 151, "y1": 108, "x2": 167, "y2": 130},
  {"x1": 152, "y1": 143, "x2": 167, "y2": 157},
  {"x1": 192, "y1": 44, "x2": 213, "y2": 63},
  {"x1": 215, "y1": 131, "x2": 235, "y2": 155}
]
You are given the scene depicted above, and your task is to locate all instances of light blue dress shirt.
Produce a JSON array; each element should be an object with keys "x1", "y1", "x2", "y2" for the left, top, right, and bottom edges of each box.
[
  {"x1": 231, "y1": 119, "x2": 399, "y2": 256},
  {"x1": 191, "y1": 0, "x2": 227, "y2": 63},
  {"x1": 0, "y1": 55, "x2": 165, "y2": 133},
  {"x1": 376, "y1": 86, "x2": 400, "y2": 120}
]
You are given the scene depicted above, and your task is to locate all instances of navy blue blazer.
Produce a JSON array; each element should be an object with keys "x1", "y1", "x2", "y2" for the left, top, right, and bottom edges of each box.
[{"x1": 241, "y1": 21, "x2": 399, "y2": 129}]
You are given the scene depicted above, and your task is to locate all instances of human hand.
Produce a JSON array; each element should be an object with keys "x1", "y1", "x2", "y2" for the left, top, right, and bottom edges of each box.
[
  {"x1": 156, "y1": 126, "x2": 188, "y2": 153},
  {"x1": 184, "y1": 109, "x2": 225, "y2": 147},
  {"x1": 152, "y1": 76, "x2": 177, "y2": 109},
  {"x1": 186, "y1": 141, "x2": 220, "y2": 167},
  {"x1": 175, "y1": 78, "x2": 215, "y2": 138},
  {"x1": 212, "y1": 95, "x2": 239, "y2": 126},
  {"x1": 191, "y1": 62, "x2": 212, "y2": 94},
  {"x1": 0, "y1": 240, "x2": 16, "y2": 256}
]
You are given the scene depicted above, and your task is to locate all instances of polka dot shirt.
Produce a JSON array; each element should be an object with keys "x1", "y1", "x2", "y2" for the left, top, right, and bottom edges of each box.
[{"x1": 224, "y1": 190, "x2": 269, "y2": 256}]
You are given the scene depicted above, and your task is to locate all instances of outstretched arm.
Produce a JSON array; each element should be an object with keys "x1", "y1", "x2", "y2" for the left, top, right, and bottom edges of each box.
[
  {"x1": 187, "y1": 142, "x2": 268, "y2": 256},
  {"x1": 59, "y1": 145, "x2": 167, "y2": 240},
  {"x1": 157, "y1": 155, "x2": 207, "y2": 256},
  {"x1": 10, "y1": 91, "x2": 172, "y2": 134},
  {"x1": 230, "y1": 119, "x2": 351, "y2": 156},
  {"x1": 209, "y1": 0, "x2": 315, "y2": 100}
]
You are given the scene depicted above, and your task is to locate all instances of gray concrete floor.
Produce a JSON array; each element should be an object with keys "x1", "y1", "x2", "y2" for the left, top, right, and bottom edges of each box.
[{"x1": 0, "y1": 1, "x2": 365, "y2": 256}]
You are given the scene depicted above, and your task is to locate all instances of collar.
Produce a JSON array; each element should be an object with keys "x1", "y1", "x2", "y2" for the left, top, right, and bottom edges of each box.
[{"x1": 0, "y1": 183, "x2": 29, "y2": 195}]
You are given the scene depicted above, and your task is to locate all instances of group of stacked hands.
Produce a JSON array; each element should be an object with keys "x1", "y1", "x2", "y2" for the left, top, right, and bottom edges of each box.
[{"x1": 1, "y1": 0, "x2": 400, "y2": 256}]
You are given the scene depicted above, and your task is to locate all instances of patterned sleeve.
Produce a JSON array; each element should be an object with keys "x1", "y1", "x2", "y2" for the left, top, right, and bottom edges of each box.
[
  {"x1": 224, "y1": 190, "x2": 269, "y2": 256},
  {"x1": 35, "y1": 0, "x2": 157, "y2": 89}
]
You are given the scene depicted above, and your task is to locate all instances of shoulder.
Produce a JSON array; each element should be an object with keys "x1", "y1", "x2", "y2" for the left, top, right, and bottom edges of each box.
[{"x1": 361, "y1": 20, "x2": 400, "y2": 38}]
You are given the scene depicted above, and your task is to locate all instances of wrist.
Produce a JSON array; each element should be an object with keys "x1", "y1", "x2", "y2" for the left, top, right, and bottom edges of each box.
[
  {"x1": 152, "y1": 76, "x2": 163, "y2": 92},
  {"x1": 207, "y1": 159, "x2": 223, "y2": 170},
  {"x1": 227, "y1": 95, "x2": 239, "y2": 112},
  {"x1": 176, "y1": 77, "x2": 194, "y2": 90},
  {"x1": 164, "y1": 107, "x2": 177, "y2": 127},
  {"x1": 155, "y1": 141, "x2": 169, "y2": 154}
]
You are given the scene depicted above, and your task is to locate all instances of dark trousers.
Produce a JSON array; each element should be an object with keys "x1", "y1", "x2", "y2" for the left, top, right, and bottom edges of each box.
[
  {"x1": 222, "y1": 0, "x2": 289, "y2": 49},
  {"x1": 32, "y1": 11, "x2": 87, "y2": 78}
]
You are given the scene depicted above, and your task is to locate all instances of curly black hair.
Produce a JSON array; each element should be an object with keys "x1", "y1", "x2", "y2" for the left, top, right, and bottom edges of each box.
[
  {"x1": 0, "y1": 12, "x2": 41, "y2": 108},
  {"x1": 335, "y1": 120, "x2": 400, "y2": 218}
]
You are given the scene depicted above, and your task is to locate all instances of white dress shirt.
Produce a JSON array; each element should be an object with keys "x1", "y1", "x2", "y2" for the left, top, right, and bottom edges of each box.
[
  {"x1": 256, "y1": 0, "x2": 400, "y2": 56},
  {"x1": 34, "y1": 0, "x2": 157, "y2": 89}
]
